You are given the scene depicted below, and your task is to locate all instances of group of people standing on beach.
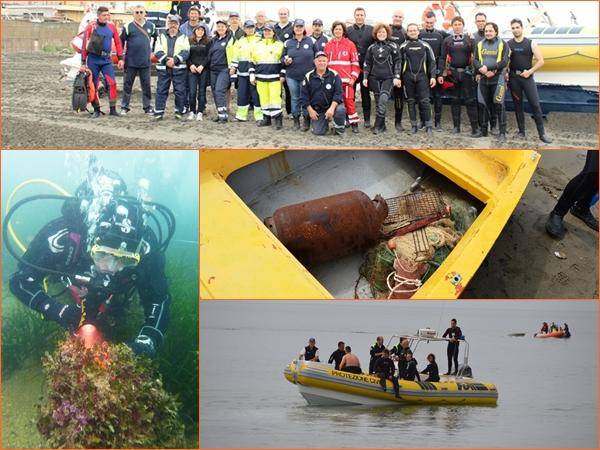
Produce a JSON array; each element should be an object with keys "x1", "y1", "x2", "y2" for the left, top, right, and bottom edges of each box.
[{"x1": 79, "y1": 4, "x2": 552, "y2": 142}]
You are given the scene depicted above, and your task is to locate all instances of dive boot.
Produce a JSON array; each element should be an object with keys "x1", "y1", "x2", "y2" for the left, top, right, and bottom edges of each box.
[
  {"x1": 539, "y1": 134, "x2": 553, "y2": 144},
  {"x1": 109, "y1": 105, "x2": 119, "y2": 117},
  {"x1": 292, "y1": 114, "x2": 300, "y2": 130},
  {"x1": 570, "y1": 205, "x2": 599, "y2": 231},
  {"x1": 274, "y1": 114, "x2": 283, "y2": 130},
  {"x1": 470, "y1": 126, "x2": 483, "y2": 138},
  {"x1": 301, "y1": 116, "x2": 310, "y2": 132},
  {"x1": 372, "y1": 116, "x2": 386, "y2": 135},
  {"x1": 545, "y1": 211, "x2": 566, "y2": 239},
  {"x1": 257, "y1": 116, "x2": 272, "y2": 127}
]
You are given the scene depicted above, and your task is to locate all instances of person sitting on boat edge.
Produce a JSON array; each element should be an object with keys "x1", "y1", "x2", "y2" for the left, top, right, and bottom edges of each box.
[
  {"x1": 374, "y1": 348, "x2": 400, "y2": 397},
  {"x1": 299, "y1": 337, "x2": 320, "y2": 362},
  {"x1": 550, "y1": 322, "x2": 558, "y2": 333},
  {"x1": 369, "y1": 336, "x2": 386, "y2": 374},
  {"x1": 339, "y1": 346, "x2": 362, "y2": 374},
  {"x1": 402, "y1": 351, "x2": 421, "y2": 382},
  {"x1": 563, "y1": 323, "x2": 571, "y2": 338},
  {"x1": 328, "y1": 341, "x2": 346, "y2": 370},
  {"x1": 540, "y1": 322, "x2": 549, "y2": 334},
  {"x1": 420, "y1": 353, "x2": 440, "y2": 382}
]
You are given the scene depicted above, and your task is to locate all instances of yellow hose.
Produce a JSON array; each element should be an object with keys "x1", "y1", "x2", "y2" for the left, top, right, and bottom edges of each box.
[{"x1": 5, "y1": 179, "x2": 72, "y2": 254}]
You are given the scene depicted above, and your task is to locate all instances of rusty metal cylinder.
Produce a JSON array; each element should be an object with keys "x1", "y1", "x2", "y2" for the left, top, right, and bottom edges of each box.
[{"x1": 264, "y1": 191, "x2": 388, "y2": 265}]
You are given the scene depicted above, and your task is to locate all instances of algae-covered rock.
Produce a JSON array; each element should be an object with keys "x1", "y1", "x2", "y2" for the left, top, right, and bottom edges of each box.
[{"x1": 37, "y1": 337, "x2": 185, "y2": 448}]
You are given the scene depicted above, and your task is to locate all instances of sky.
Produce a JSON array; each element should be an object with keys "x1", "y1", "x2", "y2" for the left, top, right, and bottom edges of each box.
[{"x1": 212, "y1": 1, "x2": 598, "y2": 29}]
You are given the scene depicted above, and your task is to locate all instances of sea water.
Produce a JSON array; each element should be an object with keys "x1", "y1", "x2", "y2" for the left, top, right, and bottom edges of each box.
[{"x1": 201, "y1": 300, "x2": 597, "y2": 448}]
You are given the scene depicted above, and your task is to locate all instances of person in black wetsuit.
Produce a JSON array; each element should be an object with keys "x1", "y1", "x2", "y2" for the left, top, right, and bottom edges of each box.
[
  {"x1": 540, "y1": 322, "x2": 549, "y2": 334},
  {"x1": 390, "y1": 10, "x2": 407, "y2": 131},
  {"x1": 391, "y1": 338, "x2": 410, "y2": 379},
  {"x1": 474, "y1": 22, "x2": 510, "y2": 141},
  {"x1": 419, "y1": 12, "x2": 450, "y2": 130},
  {"x1": 363, "y1": 24, "x2": 402, "y2": 134},
  {"x1": 472, "y1": 12, "x2": 496, "y2": 133},
  {"x1": 328, "y1": 341, "x2": 346, "y2": 370},
  {"x1": 563, "y1": 324, "x2": 571, "y2": 338},
  {"x1": 439, "y1": 16, "x2": 482, "y2": 137},
  {"x1": 442, "y1": 318, "x2": 462, "y2": 375},
  {"x1": 546, "y1": 150, "x2": 599, "y2": 238},
  {"x1": 300, "y1": 337, "x2": 320, "y2": 361},
  {"x1": 8, "y1": 166, "x2": 172, "y2": 358},
  {"x1": 347, "y1": 7, "x2": 374, "y2": 128},
  {"x1": 507, "y1": 19, "x2": 552, "y2": 144},
  {"x1": 374, "y1": 349, "x2": 400, "y2": 397},
  {"x1": 399, "y1": 23, "x2": 437, "y2": 134},
  {"x1": 420, "y1": 353, "x2": 440, "y2": 382},
  {"x1": 402, "y1": 351, "x2": 421, "y2": 381},
  {"x1": 368, "y1": 336, "x2": 387, "y2": 374}
]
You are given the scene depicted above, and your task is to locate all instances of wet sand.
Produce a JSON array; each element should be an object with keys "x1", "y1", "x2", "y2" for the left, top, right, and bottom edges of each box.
[
  {"x1": 2, "y1": 52, "x2": 598, "y2": 149},
  {"x1": 465, "y1": 150, "x2": 598, "y2": 299}
]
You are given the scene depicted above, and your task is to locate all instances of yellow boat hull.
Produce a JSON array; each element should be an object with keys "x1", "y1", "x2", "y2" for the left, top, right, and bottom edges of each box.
[
  {"x1": 284, "y1": 361, "x2": 498, "y2": 406},
  {"x1": 200, "y1": 149, "x2": 539, "y2": 299}
]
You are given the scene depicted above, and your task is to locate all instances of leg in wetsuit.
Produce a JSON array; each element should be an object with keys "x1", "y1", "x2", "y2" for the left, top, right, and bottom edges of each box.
[
  {"x1": 554, "y1": 151, "x2": 599, "y2": 216},
  {"x1": 393, "y1": 86, "x2": 405, "y2": 131},
  {"x1": 509, "y1": 74, "x2": 547, "y2": 139},
  {"x1": 447, "y1": 342, "x2": 459, "y2": 374},
  {"x1": 355, "y1": 73, "x2": 372, "y2": 126},
  {"x1": 450, "y1": 71, "x2": 479, "y2": 135},
  {"x1": 431, "y1": 82, "x2": 443, "y2": 129},
  {"x1": 88, "y1": 55, "x2": 118, "y2": 114},
  {"x1": 404, "y1": 74, "x2": 432, "y2": 132},
  {"x1": 477, "y1": 79, "x2": 506, "y2": 137},
  {"x1": 370, "y1": 78, "x2": 394, "y2": 133},
  {"x1": 377, "y1": 373, "x2": 400, "y2": 396}
]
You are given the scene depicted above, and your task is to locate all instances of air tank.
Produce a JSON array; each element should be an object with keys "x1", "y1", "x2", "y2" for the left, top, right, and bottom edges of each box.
[{"x1": 264, "y1": 191, "x2": 388, "y2": 265}]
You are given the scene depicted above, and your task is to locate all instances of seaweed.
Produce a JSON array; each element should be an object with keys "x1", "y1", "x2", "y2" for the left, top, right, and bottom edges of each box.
[{"x1": 37, "y1": 337, "x2": 185, "y2": 449}]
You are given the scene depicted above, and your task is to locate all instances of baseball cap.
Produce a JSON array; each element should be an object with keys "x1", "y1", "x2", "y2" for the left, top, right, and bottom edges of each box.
[
  {"x1": 229, "y1": 11, "x2": 240, "y2": 18},
  {"x1": 243, "y1": 19, "x2": 256, "y2": 28},
  {"x1": 293, "y1": 18, "x2": 305, "y2": 27},
  {"x1": 312, "y1": 18, "x2": 323, "y2": 26},
  {"x1": 166, "y1": 14, "x2": 180, "y2": 23},
  {"x1": 314, "y1": 51, "x2": 328, "y2": 58}
]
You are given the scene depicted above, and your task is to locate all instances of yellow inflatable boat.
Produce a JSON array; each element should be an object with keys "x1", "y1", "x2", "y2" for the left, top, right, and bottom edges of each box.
[
  {"x1": 284, "y1": 332, "x2": 498, "y2": 406},
  {"x1": 200, "y1": 149, "x2": 539, "y2": 299}
]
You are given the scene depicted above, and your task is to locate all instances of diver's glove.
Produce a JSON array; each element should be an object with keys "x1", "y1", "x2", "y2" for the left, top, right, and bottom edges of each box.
[
  {"x1": 128, "y1": 326, "x2": 163, "y2": 358},
  {"x1": 32, "y1": 292, "x2": 81, "y2": 331}
]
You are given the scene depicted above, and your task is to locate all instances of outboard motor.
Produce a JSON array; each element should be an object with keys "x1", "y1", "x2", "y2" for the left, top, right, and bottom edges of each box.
[{"x1": 456, "y1": 364, "x2": 472, "y2": 378}]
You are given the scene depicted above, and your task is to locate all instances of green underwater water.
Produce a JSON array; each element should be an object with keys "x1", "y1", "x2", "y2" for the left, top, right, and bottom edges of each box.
[{"x1": 1, "y1": 150, "x2": 199, "y2": 448}]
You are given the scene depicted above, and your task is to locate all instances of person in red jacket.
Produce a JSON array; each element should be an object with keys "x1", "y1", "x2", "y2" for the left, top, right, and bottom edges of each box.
[
  {"x1": 80, "y1": 6, "x2": 124, "y2": 117},
  {"x1": 324, "y1": 21, "x2": 361, "y2": 133}
]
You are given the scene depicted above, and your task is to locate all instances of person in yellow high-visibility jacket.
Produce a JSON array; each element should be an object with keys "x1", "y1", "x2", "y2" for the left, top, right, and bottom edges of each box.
[
  {"x1": 249, "y1": 23, "x2": 285, "y2": 129},
  {"x1": 230, "y1": 20, "x2": 263, "y2": 122}
]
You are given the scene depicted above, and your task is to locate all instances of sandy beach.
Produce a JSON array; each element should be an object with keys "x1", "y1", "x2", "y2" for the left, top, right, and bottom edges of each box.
[{"x1": 2, "y1": 52, "x2": 598, "y2": 149}]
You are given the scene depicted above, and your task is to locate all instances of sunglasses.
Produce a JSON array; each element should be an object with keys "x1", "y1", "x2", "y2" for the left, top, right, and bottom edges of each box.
[{"x1": 134, "y1": 10, "x2": 145, "y2": 14}]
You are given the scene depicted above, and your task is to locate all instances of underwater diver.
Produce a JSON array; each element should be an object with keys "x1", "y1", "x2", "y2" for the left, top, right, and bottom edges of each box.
[
  {"x1": 7, "y1": 161, "x2": 175, "y2": 358},
  {"x1": 299, "y1": 337, "x2": 320, "y2": 361},
  {"x1": 420, "y1": 353, "x2": 440, "y2": 382},
  {"x1": 374, "y1": 348, "x2": 400, "y2": 397},
  {"x1": 442, "y1": 318, "x2": 462, "y2": 375},
  {"x1": 328, "y1": 341, "x2": 346, "y2": 370}
]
